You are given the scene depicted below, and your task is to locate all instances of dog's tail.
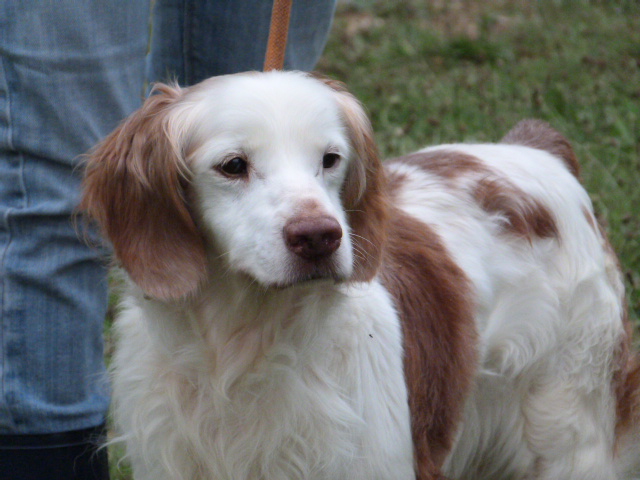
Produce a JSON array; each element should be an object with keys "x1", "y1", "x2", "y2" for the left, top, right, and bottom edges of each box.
[{"x1": 501, "y1": 119, "x2": 581, "y2": 179}]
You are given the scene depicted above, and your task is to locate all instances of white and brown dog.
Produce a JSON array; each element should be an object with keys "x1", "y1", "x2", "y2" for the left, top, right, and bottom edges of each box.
[{"x1": 82, "y1": 71, "x2": 640, "y2": 480}]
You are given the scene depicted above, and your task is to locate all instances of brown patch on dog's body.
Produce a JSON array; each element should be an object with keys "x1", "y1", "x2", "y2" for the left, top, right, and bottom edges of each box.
[
  {"x1": 384, "y1": 168, "x2": 408, "y2": 193},
  {"x1": 473, "y1": 177, "x2": 559, "y2": 241},
  {"x1": 380, "y1": 171, "x2": 478, "y2": 479},
  {"x1": 388, "y1": 150, "x2": 486, "y2": 179},
  {"x1": 388, "y1": 149, "x2": 560, "y2": 242},
  {"x1": 501, "y1": 119, "x2": 581, "y2": 178}
]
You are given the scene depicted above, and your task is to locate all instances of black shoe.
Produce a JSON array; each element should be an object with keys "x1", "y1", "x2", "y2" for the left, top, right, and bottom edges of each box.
[{"x1": 0, "y1": 423, "x2": 109, "y2": 480}]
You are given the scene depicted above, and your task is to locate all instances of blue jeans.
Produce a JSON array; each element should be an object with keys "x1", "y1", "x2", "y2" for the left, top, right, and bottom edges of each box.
[{"x1": 0, "y1": 0, "x2": 336, "y2": 436}]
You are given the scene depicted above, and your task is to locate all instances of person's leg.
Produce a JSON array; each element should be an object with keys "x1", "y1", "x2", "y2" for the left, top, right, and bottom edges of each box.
[
  {"x1": 0, "y1": 1, "x2": 149, "y2": 478},
  {"x1": 148, "y1": 0, "x2": 337, "y2": 85},
  {"x1": 0, "y1": 425, "x2": 109, "y2": 480}
]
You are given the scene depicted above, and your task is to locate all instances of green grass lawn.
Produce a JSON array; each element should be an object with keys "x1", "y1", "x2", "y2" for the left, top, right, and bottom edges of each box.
[{"x1": 108, "y1": 1, "x2": 640, "y2": 477}]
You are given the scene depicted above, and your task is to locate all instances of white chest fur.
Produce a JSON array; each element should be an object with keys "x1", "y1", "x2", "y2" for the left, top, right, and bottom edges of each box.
[{"x1": 110, "y1": 281, "x2": 414, "y2": 480}]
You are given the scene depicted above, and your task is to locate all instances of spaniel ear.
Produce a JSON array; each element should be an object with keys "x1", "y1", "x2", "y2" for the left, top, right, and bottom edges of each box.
[
  {"x1": 80, "y1": 83, "x2": 207, "y2": 301},
  {"x1": 319, "y1": 76, "x2": 388, "y2": 282}
]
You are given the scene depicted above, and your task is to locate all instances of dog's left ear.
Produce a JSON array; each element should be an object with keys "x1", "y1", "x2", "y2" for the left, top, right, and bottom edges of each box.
[
  {"x1": 81, "y1": 83, "x2": 207, "y2": 301},
  {"x1": 318, "y1": 76, "x2": 388, "y2": 282}
]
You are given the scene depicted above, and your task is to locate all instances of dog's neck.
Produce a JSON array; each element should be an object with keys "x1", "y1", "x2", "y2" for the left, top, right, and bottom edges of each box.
[{"x1": 128, "y1": 271, "x2": 349, "y2": 385}]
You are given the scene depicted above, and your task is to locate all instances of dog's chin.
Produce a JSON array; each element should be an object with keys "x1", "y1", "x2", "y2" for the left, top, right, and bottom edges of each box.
[
  {"x1": 240, "y1": 261, "x2": 350, "y2": 291},
  {"x1": 274, "y1": 273, "x2": 346, "y2": 291}
]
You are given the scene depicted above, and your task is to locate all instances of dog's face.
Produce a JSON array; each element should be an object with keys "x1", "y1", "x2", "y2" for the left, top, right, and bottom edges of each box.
[
  {"x1": 184, "y1": 74, "x2": 354, "y2": 288},
  {"x1": 82, "y1": 72, "x2": 387, "y2": 300}
]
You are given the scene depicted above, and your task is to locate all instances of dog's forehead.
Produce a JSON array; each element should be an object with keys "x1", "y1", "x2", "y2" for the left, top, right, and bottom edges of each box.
[
  {"x1": 185, "y1": 72, "x2": 341, "y2": 126},
  {"x1": 186, "y1": 72, "x2": 338, "y2": 116},
  {"x1": 225, "y1": 71, "x2": 334, "y2": 101}
]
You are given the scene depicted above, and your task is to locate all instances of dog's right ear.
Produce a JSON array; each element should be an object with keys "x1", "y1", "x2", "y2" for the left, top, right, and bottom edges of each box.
[{"x1": 81, "y1": 83, "x2": 207, "y2": 301}]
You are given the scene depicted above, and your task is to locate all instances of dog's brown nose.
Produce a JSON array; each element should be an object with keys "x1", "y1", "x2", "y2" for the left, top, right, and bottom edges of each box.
[{"x1": 284, "y1": 216, "x2": 342, "y2": 260}]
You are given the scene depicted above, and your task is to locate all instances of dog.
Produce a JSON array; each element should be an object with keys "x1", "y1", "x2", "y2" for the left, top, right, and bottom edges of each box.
[{"x1": 81, "y1": 71, "x2": 640, "y2": 480}]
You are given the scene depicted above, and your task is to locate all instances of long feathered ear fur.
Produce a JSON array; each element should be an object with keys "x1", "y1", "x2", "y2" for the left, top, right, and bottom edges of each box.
[
  {"x1": 317, "y1": 76, "x2": 388, "y2": 282},
  {"x1": 80, "y1": 83, "x2": 207, "y2": 301}
]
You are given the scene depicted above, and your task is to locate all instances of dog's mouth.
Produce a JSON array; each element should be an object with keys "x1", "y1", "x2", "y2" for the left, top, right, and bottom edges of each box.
[
  {"x1": 277, "y1": 270, "x2": 347, "y2": 290},
  {"x1": 284, "y1": 255, "x2": 350, "y2": 286},
  {"x1": 238, "y1": 258, "x2": 348, "y2": 291},
  {"x1": 271, "y1": 276, "x2": 342, "y2": 291}
]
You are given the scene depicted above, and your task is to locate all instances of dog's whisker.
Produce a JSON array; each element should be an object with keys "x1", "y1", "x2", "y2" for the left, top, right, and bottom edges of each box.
[
  {"x1": 350, "y1": 243, "x2": 368, "y2": 265},
  {"x1": 349, "y1": 232, "x2": 376, "y2": 249}
]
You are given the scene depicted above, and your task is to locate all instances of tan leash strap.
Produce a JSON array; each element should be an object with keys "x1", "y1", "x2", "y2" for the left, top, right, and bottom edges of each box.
[{"x1": 264, "y1": 0, "x2": 293, "y2": 71}]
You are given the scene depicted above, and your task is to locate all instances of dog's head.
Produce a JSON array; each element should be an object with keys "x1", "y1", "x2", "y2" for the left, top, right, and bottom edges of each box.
[{"x1": 81, "y1": 71, "x2": 387, "y2": 301}]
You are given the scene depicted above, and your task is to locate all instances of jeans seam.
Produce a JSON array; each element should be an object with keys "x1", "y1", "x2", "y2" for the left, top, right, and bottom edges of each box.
[
  {"x1": 0, "y1": 55, "x2": 14, "y2": 151},
  {"x1": 0, "y1": 207, "x2": 8, "y2": 406},
  {"x1": 0, "y1": 212, "x2": 12, "y2": 419},
  {"x1": 0, "y1": 110, "x2": 26, "y2": 423},
  {"x1": 0, "y1": 154, "x2": 26, "y2": 429},
  {"x1": 0, "y1": 53, "x2": 10, "y2": 411}
]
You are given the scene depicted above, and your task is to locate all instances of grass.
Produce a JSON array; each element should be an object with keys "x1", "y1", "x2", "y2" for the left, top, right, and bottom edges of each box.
[{"x1": 108, "y1": 1, "x2": 640, "y2": 477}]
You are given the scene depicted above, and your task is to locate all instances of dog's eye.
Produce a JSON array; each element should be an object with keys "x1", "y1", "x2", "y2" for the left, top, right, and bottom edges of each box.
[
  {"x1": 322, "y1": 153, "x2": 340, "y2": 169},
  {"x1": 219, "y1": 157, "x2": 248, "y2": 176}
]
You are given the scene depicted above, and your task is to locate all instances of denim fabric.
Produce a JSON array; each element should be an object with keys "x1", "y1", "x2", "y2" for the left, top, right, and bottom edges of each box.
[
  {"x1": 0, "y1": 0, "x2": 150, "y2": 434},
  {"x1": 0, "y1": 0, "x2": 335, "y2": 436},
  {"x1": 148, "y1": 0, "x2": 338, "y2": 85}
]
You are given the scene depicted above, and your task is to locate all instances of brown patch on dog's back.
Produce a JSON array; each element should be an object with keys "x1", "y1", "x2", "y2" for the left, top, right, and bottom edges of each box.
[
  {"x1": 379, "y1": 181, "x2": 478, "y2": 478},
  {"x1": 388, "y1": 149, "x2": 559, "y2": 242},
  {"x1": 474, "y1": 177, "x2": 559, "y2": 241},
  {"x1": 384, "y1": 168, "x2": 408, "y2": 193},
  {"x1": 388, "y1": 149, "x2": 485, "y2": 179},
  {"x1": 501, "y1": 119, "x2": 581, "y2": 178}
]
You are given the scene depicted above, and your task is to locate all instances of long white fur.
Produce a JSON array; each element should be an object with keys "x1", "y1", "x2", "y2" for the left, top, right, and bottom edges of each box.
[
  {"x1": 105, "y1": 71, "x2": 633, "y2": 479},
  {"x1": 113, "y1": 281, "x2": 414, "y2": 480}
]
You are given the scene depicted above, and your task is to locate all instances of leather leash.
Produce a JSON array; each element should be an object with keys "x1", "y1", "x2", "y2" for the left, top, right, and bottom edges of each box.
[{"x1": 263, "y1": 0, "x2": 293, "y2": 71}]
